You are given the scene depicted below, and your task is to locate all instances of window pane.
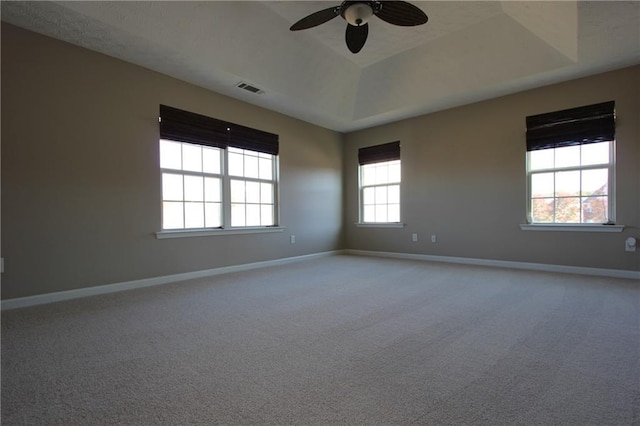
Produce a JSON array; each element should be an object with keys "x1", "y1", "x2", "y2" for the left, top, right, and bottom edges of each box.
[
  {"x1": 229, "y1": 151, "x2": 244, "y2": 176},
  {"x1": 375, "y1": 164, "x2": 389, "y2": 184},
  {"x1": 388, "y1": 204, "x2": 400, "y2": 222},
  {"x1": 246, "y1": 181, "x2": 260, "y2": 203},
  {"x1": 202, "y1": 147, "x2": 221, "y2": 174},
  {"x1": 246, "y1": 204, "x2": 260, "y2": 226},
  {"x1": 362, "y1": 165, "x2": 376, "y2": 186},
  {"x1": 363, "y1": 187, "x2": 375, "y2": 205},
  {"x1": 182, "y1": 144, "x2": 202, "y2": 172},
  {"x1": 389, "y1": 162, "x2": 401, "y2": 183},
  {"x1": 363, "y1": 205, "x2": 375, "y2": 222},
  {"x1": 555, "y1": 145, "x2": 580, "y2": 168},
  {"x1": 244, "y1": 155, "x2": 259, "y2": 179},
  {"x1": 261, "y1": 183, "x2": 273, "y2": 204},
  {"x1": 529, "y1": 149, "x2": 553, "y2": 171},
  {"x1": 160, "y1": 140, "x2": 182, "y2": 170},
  {"x1": 231, "y1": 180, "x2": 245, "y2": 203},
  {"x1": 163, "y1": 202, "x2": 184, "y2": 229},
  {"x1": 388, "y1": 185, "x2": 400, "y2": 204},
  {"x1": 204, "y1": 177, "x2": 221, "y2": 202},
  {"x1": 184, "y1": 202, "x2": 204, "y2": 228},
  {"x1": 231, "y1": 204, "x2": 246, "y2": 226},
  {"x1": 582, "y1": 169, "x2": 608, "y2": 196},
  {"x1": 555, "y1": 197, "x2": 581, "y2": 223},
  {"x1": 375, "y1": 186, "x2": 388, "y2": 204},
  {"x1": 205, "y1": 202, "x2": 221, "y2": 228},
  {"x1": 555, "y1": 171, "x2": 580, "y2": 196},
  {"x1": 259, "y1": 158, "x2": 272, "y2": 180},
  {"x1": 582, "y1": 196, "x2": 608, "y2": 223},
  {"x1": 375, "y1": 205, "x2": 387, "y2": 222},
  {"x1": 184, "y1": 175, "x2": 204, "y2": 201},
  {"x1": 581, "y1": 142, "x2": 609, "y2": 166},
  {"x1": 261, "y1": 205, "x2": 274, "y2": 226},
  {"x1": 531, "y1": 198, "x2": 554, "y2": 223},
  {"x1": 531, "y1": 173, "x2": 553, "y2": 198},
  {"x1": 162, "y1": 173, "x2": 183, "y2": 201}
]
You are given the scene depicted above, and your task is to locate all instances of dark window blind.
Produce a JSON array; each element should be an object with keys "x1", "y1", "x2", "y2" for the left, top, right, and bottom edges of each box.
[
  {"x1": 358, "y1": 141, "x2": 400, "y2": 165},
  {"x1": 159, "y1": 105, "x2": 279, "y2": 155},
  {"x1": 227, "y1": 123, "x2": 279, "y2": 155},
  {"x1": 159, "y1": 105, "x2": 228, "y2": 149},
  {"x1": 525, "y1": 101, "x2": 615, "y2": 151}
]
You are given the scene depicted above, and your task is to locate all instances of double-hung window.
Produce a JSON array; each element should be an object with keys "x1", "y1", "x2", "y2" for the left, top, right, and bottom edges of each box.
[
  {"x1": 159, "y1": 105, "x2": 278, "y2": 231},
  {"x1": 160, "y1": 140, "x2": 223, "y2": 229},
  {"x1": 358, "y1": 141, "x2": 401, "y2": 223},
  {"x1": 228, "y1": 147, "x2": 276, "y2": 227},
  {"x1": 525, "y1": 101, "x2": 615, "y2": 224}
]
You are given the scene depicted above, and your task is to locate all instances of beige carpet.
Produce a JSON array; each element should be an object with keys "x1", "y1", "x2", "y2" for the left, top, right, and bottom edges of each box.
[{"x1": 2, "y1": 254, "x2": 639, "y2": 424}]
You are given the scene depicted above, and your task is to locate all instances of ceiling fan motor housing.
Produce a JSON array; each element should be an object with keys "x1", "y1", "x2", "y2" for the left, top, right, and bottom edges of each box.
[{"x1": 341, "y1": 1, "x2": 381, "y2": 26}]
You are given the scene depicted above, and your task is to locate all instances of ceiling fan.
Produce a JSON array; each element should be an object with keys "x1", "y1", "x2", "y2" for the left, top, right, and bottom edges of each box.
[{"x1": 289, "y1": 1, "x2": 428, "y2": 54}]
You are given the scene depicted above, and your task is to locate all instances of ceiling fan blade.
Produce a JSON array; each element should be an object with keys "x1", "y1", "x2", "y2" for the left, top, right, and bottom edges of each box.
[
  {"x1": 290, "y1": 6, "x2": 340, "y2": 31},
  {"x1": 375, "y1": 1, "x2": 428, "y2": 26},
  {"x1": 345, "y1": 23, "x2": 369, "y2": 54}
]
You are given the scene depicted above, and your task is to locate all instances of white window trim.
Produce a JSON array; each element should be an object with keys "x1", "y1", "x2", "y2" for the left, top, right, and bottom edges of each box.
[
  {"x1": 225, "y1": 148, "x2": 279, "y2": 228},
  {"x1": 355, "y1": 222, "x2": 406, "y2": 228},
  {"x1": 519, "y1": 223, "x2": 624, "y2": 233},
  {"x1": 160, "y1": 140, "x2": 279, "y2": 232},
  {"x1": 359, "y1": 160, "x2": 401, "y2": 225},
  {"x1": 525, "y1": 141, "x2": 616, "y2": 226},
  {"x1": 156, "y1": 226, "x2": 285, "y2": 239}
]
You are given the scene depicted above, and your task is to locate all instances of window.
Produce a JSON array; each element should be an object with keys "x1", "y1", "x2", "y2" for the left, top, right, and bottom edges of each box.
[
  {"x1": 358, "y1": 141, "x2": 401, "y2": 223},
  {"x1": 159, "y1": 105, "x2": 278, "y2": 231},
  {"x1": 228, "y1": 147, "x2": 276, "y2": 227},
  {"x1": 160, "y1": 140, "x2": 222, "y2": 229},
  {"x1": 525, "y1": 101, "x2": 615, "y2": 224}
]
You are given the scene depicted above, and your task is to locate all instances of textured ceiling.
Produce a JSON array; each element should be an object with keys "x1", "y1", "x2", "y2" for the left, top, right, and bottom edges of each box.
[{"x1": 2, "y1": 1, "x2": 640, "y2": 132}]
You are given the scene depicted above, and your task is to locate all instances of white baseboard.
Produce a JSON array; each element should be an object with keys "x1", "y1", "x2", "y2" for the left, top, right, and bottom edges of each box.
[
  {"x1": 1, "y1": 251, "x2": 342, "y2": 310},
  {"x1": 344, "y1": 249, "x2": 640, "y2": 280},
  {"x1": 3, "y1": 249, "x2": 636, "y2": 310}
]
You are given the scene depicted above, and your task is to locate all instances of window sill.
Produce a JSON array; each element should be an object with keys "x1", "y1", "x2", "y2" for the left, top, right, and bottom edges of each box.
[
  {"x1": 156, "y1": 226, "x2": 285, "y2": 239},
  {"x1": 519, "y1": 224, "x2": 625, "y2": 233},
  {"x1": 355, "y1": 222, "x2": 406, "y2": 229}
]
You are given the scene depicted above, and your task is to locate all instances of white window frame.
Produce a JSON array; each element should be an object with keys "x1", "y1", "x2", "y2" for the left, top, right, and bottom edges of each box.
[
  {"x1": 226, "y1": 147, "x2": 279, "y2": 228},
  {"x1": 158, "y1": 139, "x2": 281, "y2": 237},
  {"x1": 524, "y1": 140, "x2": 619, "y2": 230},
  {"x1": 358, "y1": 159, "x2": 402, "y2": 226}
]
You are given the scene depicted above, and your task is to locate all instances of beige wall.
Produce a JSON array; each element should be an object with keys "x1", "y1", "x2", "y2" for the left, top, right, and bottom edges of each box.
[
  {"x1": 2, "y1": 24, "x2": 638, "y2": 302},
  {"x1": 344, "y1": 65, "x2": 640, "y2": 272},
  {"x1": 1, "y1": 24, "x2": 344, "y2": 299}
]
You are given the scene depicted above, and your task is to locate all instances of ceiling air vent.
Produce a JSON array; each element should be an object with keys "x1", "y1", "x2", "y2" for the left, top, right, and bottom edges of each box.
[{"x1": 236, "y1": 82, "x2": 263, "y2": 94}]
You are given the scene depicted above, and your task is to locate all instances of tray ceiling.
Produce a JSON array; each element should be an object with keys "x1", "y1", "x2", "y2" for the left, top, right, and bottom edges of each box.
[{"x1": 2, "y1": 1, "x2": 639, "y2": 132}]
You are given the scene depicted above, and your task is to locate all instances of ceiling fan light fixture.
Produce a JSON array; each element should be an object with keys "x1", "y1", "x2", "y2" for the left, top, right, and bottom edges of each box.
[
  {"x1": 344, "y1": 3, "x2": 373, "y2": 26},
  {"x1": 289, "y1": 0, "x2": 427, "y2": 54}
]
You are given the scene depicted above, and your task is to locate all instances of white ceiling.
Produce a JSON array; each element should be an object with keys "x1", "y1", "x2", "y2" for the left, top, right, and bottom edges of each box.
[{"x1": 2, "y1": 1, "x2": 640, "y2": 132}]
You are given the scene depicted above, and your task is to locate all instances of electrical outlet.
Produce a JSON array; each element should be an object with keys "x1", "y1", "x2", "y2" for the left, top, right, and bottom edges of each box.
[
  {"x1": 625, "y1": 237, "x2": 636, "y2": 252},
  {"x1": 431, "y1": 235, "x2": 437, "y2": 243},
  {"x1": 412, "y1": 233, "x2": 418, "y2": 242},
  {"x1": 290, "y1": 235, "x2": 296, "y2": 244}
]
